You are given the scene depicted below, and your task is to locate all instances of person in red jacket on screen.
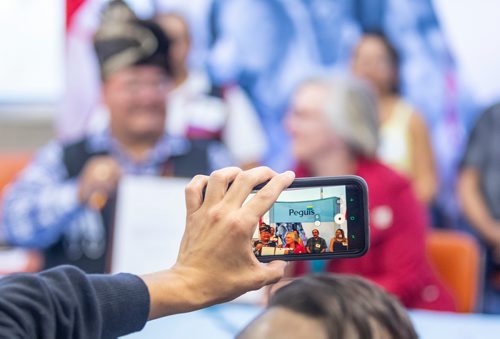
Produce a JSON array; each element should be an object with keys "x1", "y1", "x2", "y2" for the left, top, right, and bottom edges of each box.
[{"x1": 286, "y1": 77, "x2": 455, "y2": 311}]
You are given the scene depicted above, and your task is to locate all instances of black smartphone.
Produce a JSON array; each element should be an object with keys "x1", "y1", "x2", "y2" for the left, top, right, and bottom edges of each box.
[{"x1": 249, "y1": 176, "x2": 369, "y2": 262}]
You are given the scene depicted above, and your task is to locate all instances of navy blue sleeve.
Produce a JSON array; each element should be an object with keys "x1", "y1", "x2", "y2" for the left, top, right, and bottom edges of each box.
[{"x1": 0, "y1": 265, "x2": 150, "y2": 338}]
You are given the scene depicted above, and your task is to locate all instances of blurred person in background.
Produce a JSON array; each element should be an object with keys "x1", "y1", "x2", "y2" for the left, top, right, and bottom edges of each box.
[
  {"x1": 0, "y1": 1, "x2": 230, "y2": 274},
  {"x1": 153, "y1": 12, "x2": 267, "y2": 170},
  {"x1": 238, "y1": 274, "x2": 418, "y2": 339},
  {"x1": 458, "y1": 103, "x2": 500, "y2": 314},
  {"x1": 287, "y1": 77, "x2": 455, "y2": 311},
  {"x1": 351, "y1": 32, "x2": 437, "y2": 206}
]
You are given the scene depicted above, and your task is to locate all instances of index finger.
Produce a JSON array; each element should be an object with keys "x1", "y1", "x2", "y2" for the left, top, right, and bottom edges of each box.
[
  {"x1": 242, "y1": 171, "x2": 295, "y2": 218},
  {"x1": 185, "y1": 175, "x2": 209, "y2": 215},
  {"x1": 223, "y1": 166, "x2": 278, "y2": 208}
]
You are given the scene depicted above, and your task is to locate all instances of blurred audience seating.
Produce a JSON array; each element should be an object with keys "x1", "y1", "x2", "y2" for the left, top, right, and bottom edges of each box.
[
  {"x1": 0, "y1": 151, "x2": 41, "y2": 274},
  {"x1": 427, "y1": 230, "x2": 484, "y2": 312}
]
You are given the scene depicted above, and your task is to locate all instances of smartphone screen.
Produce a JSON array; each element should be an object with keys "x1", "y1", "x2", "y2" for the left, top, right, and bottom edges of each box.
[{"x1": 248, "y1": 176, "x2": 369, "y2": 262}]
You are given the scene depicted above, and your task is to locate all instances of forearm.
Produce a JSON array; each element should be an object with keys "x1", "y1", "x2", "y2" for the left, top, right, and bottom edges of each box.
[
  {"x1": 141, "y1": 267, "x2": 215, "y2": 320},
  {"x1": 414, "y1": 173, "x2": 437, "y2": 205},
  {"x1": 410, "y1": 113, "x2": 437, "y2": 204},
  {"x1": 412, "y1": 144, "x2": 437, "y2": 205}
]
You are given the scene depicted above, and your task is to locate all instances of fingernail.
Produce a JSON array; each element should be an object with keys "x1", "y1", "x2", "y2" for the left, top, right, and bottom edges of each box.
[{"x1": 283, "y1": 170, "x2": 295, "y2": 178}]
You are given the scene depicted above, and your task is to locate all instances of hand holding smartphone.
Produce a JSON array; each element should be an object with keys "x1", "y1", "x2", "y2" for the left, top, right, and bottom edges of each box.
[{"x1": 248, "y1": 176, "x2": 369, "y2": 262}]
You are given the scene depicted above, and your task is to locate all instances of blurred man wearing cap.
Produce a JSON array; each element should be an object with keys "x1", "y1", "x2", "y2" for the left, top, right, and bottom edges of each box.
[{"x1": 1, "y1": 1, "x2": 231, "y2": 273}]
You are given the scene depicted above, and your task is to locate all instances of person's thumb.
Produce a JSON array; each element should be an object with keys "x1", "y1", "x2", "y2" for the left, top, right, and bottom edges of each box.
[{"x1": 260, "y1": 260, "x2": 287, "y2": 286}]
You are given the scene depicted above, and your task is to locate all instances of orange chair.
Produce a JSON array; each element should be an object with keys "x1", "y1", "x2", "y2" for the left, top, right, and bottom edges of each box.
[
  {"x1": 0, "y1": 152, "x2": 32, "y2": 195},
  {"x1": 426, "y1": 230, "x2": 483, "y2": 313}
]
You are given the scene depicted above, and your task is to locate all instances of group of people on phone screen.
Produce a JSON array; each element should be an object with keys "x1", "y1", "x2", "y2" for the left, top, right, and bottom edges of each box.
[{"x1": 253, "y1": 223, "x2": 348, "y2": 256}]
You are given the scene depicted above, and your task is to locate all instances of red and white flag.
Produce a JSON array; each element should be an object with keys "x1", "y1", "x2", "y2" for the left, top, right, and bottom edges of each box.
[{"x1": 58, "y1": 0, "x2": 103, "y2": 142}]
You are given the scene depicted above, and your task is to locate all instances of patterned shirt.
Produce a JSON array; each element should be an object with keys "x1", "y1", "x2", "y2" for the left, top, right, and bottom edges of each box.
[{"x1": 1, "y1": 128, "x2": 232, "y2": 256}]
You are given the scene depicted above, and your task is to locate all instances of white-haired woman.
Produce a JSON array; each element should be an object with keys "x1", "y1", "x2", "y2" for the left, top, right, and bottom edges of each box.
[{"x1": 286, "y1": 77, "x2": 455, "y2": 311}]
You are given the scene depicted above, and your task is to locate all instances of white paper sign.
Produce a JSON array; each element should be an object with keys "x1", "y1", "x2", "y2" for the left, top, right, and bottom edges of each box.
[
  {"x1": 111, "y1": 176, "x2": 190, "y2": 275},
  {"x1": 261, "y1": 246, "x2": 276, "y2": 256}
]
